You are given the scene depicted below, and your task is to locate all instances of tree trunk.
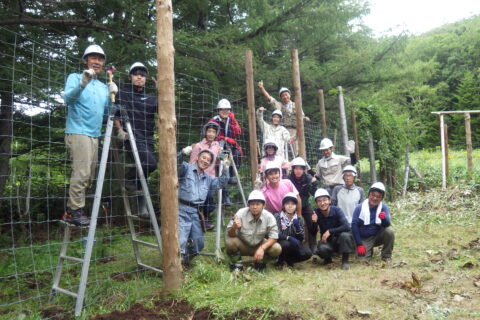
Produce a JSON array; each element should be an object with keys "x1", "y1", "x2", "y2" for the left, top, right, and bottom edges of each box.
[{"x1": 0, "y1": 91, "x2": 13, "y2": 218}]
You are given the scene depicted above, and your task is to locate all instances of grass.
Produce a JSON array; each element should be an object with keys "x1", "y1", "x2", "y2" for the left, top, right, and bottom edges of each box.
[{"x1": 0, "y1": 149, "x2": 479, "y2": 319}]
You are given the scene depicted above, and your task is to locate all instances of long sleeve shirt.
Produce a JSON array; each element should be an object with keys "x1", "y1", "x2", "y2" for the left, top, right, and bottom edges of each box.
[
  {"x1": 315, "y1": 153, "x2": 351, "y2": 187},
  {"x1": 256, "y1": 109, "x2": 290, "y2": 157},
  {"x1": 274, "y1": 212, "x2": 305, "y2": 242},
  {"x1": 351, "y1": 202, "x2": 391, "y2": 245},
  {"x1": 331, "y1": 184, "x2": 365, "y2": 224},
  {"x1": 288, "y1": 173, "x2": 317, "y2": 209},
  {"x1": 211, "y1": 115, "x2": 242, "y2": 154},
  {"x1": 314, "y1": 205, "x2": 350, "y2": 236},
  {"x1": 64, "y1": 73, "x2": 109, "y2": 137}
]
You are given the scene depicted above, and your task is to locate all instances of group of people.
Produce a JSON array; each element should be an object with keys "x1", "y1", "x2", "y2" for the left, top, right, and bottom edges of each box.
[{"x1": 62, "y1": 44, "x2": 395, "y2": 272}]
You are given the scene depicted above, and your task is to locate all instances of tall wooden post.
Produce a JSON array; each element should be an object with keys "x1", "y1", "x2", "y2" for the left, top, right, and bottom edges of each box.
[
  {"x1": 351, "y1": 109, "x2": 361, "y2": 184},
  {"x1": 464, "y1": 112, "x2": 473, "y2": 181},
  {"x1": 444, "y1": 124, "x2": 449, "y2": 179},
  {"x1": 156, "y1": 0, "x2": 182, "y2": 293},
  {"x1": 439, "y1": 114, "x2": 447, "y2": 189},
  {"x1": 245, "y1": 50, "x2": 258, "y2": 186},
  {"x1": 337, "y1": 86, "x2": 349, "y2": 155},
  {"x1": 291, "y1": 49, "x2": 306, "y2": 158},
  {"x1": 318, "y1": 89, "x2": 327, "y2": 138},
  {"x1": 368, "y1": 132, "x2": 377, "y2": 183}
]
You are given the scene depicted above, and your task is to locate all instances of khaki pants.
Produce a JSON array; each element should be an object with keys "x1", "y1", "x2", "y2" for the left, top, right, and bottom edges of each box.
[
  {"x1": 225, "y1": 237, "x2": 282, "y2": 258},
  {"x1": 362, "y1": 227, "x2": 395, "y2": 260},
  {"x1": 65, "y1": 134, "x2": 98, "y2": 210}
]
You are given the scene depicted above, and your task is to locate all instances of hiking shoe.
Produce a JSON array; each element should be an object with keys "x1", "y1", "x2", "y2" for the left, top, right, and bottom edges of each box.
[
  {"x1": 341, "y1": 261, "x2": 350, "y2": 270},
  {"x1": 323, "y1": 257, "x2": 333, "y2": 265},
  {"x1": 229, "y1": 261, "x2": 244, "y2": 272},
  {"x1": 253, "y1": 262, "x2": 266, "y2": 272},
  {"x1": 63, "y1": 208, "x2": 90, "y2": 227}
]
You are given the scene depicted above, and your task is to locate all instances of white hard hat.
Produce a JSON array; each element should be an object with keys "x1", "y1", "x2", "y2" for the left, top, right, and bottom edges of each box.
[
  {"x1": 272, "y1": 109, "x2": 283, "y2": 118},
  {"x1": 279, "y1": 87, "x2": 290, "y2": 97},
  {"x1": 282, "y1": 192, "x2": 298, "y2": 205},
  {"x1": 217, "y1": 99, "x2": 231, "y2": 109},
  {"x1": 129, "y1": 62, "x2": 148, "y2": 75},
  {"x1": 369, "y1": 182, "x2": 386, "y2": 194},
  {"x1": 314, "y1": 188, "x2": 330, "y2": 200},
  {"x1": 319, "y1": 138, "x2": 334, "y2": 150},
  {"x1": 248, "y1": 190, "x2": 266, "y2": 203},
  {"x1": 342, "y1": 165, "x2": 357, "y2": 177},
  {"x1": 82, "y1": 44, "x2": 106, "y2": 61},
  {"x1": 291, "y1": 157, "x2": 307, "y2": 168},
  {"x1": 264, "y1": 162, "x2": 280, "y2": 174},
  {"x1": 263, "y1": 139, "x2": 278, "y2": 150},
  {"x1": 202, "y1": 120, "x2": 220, "y2": 137}
]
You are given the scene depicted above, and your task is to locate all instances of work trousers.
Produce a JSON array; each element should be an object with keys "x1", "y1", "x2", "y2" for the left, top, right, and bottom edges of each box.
[
  {"x1": 302, "y1": 204, "x2": 318, "y2": 249},
  {"x1": 179, "y1": 207, "x2": 204, "y2": 256},
  {"x1": 277, "y1": 240, "x2": 312, "y2": 265},
  {"x1": 125, "y1": 139, "x2": 156, "y2": 186},
  {"x1": 225, "y1": 237, "x2": 281, "y2": 258},
  {"x1": 316, "y1": 232, "x2": 355, "y2": 259},
  {"x1": 362, "y1": 227, "x2": 395, "y2": 259},
  {"x1": 66, "y1": 134, "x2": 98, "y2": 210}
]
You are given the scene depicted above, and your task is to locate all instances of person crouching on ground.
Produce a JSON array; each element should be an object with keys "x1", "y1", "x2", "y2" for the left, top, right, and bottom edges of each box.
[
  {"x1": 312, "y1": 188, "x2": 355, "y2": 270},
  {"x1": 178, "y1": 146, "x2": 230, "y2": 266},
  {"x1": 274, "y1": 192, "x2": 312, "y2": 268},
  {"x1": 226, "y1": 190, "x2": 281, "y2": 272},
  {"x1": 351, "y1": 182, "x2": 395, "y2": 263}
]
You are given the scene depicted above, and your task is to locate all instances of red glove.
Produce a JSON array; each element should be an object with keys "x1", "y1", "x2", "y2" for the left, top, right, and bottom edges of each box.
[
  {"x1": 357, "y1": 245, "x2": 366, "y2": 256},
  {"x1": 379, "y1": 211, "x2": 386, "y2": 220},
  {"x1": 228, "y1": 112, "x2": 235, "y2": 120},
  {"x1": 224, "y1": 137, "x2": 235, "y2": 145}
]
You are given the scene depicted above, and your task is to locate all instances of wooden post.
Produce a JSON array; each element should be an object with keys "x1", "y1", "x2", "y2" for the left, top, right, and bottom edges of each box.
[
  {"x1": 368, "y1": 132, "x2": 377, "y2": 183},
  {"x1": 318, "y1": 89, "x2": 327, "y2": 138},
  {"x1": 444, "y1": 124, "x2": 449, "y2": 179},
  {"x1": 351, "y1": 109, "x2": 360, "y2": 160},
  {"x1": 245, "y1": 50, "x2": 258, "y2": 187},
  {"x1": 291, "y1": 49, "x2": 306, "y2": 158},
  {"x1": 439, "y1": 114, "x2": 447, "y2": 189},
  {"x1": 337, "y1": 86, "x2": 349, "y2": 155},
  {"x1": 156, "y1": 0, "x2": 182, "y2": 293},
  {"x1": 464, "y1": 112, "x2": 473, "y2": 181},
  {"x1": 402, "y1": 144, "x2": 410, "y2": 198}
]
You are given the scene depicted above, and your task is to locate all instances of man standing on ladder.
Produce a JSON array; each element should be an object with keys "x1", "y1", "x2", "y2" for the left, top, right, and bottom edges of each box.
[
  {"x1": 256, "y1": 107, "x2": 292, "y2": 160},
  {"x1": 257, "y1": 81, "x2": 309, "y2": 156},
  {"x1": 113, "y1": 62, "x2": 157, "y2": 217},
  {"x1": 62, "y1": 44, "x2": 118, "y2": 227}
]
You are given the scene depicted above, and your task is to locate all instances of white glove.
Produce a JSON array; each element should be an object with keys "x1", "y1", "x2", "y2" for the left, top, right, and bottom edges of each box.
[
  {"x1": 108, "y1": 82, "x2": 118, "y2": 95},
  {"x1": 346, "y1": 140, "x2": 355, "y2": 154},
  {"x1": 80, "y1": 69, "x2": 94, "y2": 87},
  {"x1": 116, "y1": 128, "x2": 128, "y2": 141},
  {"x1": 182, "y1": 146, "x2": 192, "y2": 156},
  {"x1": 223, "y1": 154, "x2": 231, "y2": 169}
]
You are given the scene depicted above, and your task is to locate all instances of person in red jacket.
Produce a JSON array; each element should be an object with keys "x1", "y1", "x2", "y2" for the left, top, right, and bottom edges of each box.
[{"x1": 210, "y1": 98, "x2": 243, "y2": 186}]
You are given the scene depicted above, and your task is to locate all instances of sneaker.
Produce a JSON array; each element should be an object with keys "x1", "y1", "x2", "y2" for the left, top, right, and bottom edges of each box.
[
  {"x1": 229, "y1": 261, "x2": 244, "y2": 272},
  {"x1": 323, "y1": 257, "x2": 333, "y2": 265},
  {"x1": 341, "y1": 261, "x2": 350, "y2": 270},
  {"x1": 63, "y1": 208, "x2": 90, "y2": 227},
  {"x1": 253, "y1": 262, "x2": 266, "y2": 272}
]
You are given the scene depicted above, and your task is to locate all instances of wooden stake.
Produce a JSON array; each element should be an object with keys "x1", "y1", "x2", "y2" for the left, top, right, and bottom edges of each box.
[
  {"x1": 444, "y1": 124, "x2": 449, "y2": 178},
  {"x1": 464, "y1": 112, "x2": 473, "y2": 181},
  {"x1": 245, "y1": 50, "x2": 258, "y2": 186},
  {"x1": 291, "y1": 49, "x2": 306, "y2": 158},
  {"x1": 439, "y1": 114, "x2": 447, "y2": 189},
  {"x1": 337, "y1": 86, "x2": 349, "y2": 155},
  {"x1": 402, "y1": 144, "x2": 410, "y2": 198},
  {"x1": 318, "y1": 89, "x2": 327, "y2": 138},
  {"x1": 351, "y1": 109, "x2": 360, "y2": 169},
  {"x1": 156, "y1": 0, "x2": 182, "y2": 293},
  {"x1": 368, "y1": 132, "x2": 376, "y2": 183}
]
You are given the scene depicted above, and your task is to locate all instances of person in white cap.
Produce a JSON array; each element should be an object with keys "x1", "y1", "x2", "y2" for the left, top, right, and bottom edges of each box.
[
  {"x1": 256, "y1": 106, "x2": 291, "y2": 158},
  {"x1": 331, "y1": 165, "x2": 365, "y2": 225},
  {"x1": 258, "y1": 140, "x2": 290, "y2": 178},
  {"x1": 315, "y1": 137, "x2": 351, "y2": 195},
  {"x1": 226, "y1": 190, "x2": 281, "y2": 272},
  {"x1": 261, "y1": 162, "x2": 301, "y2": 215},
  {"x1": 351, "y1": 182, "x2": 395, "y2": 262},
  {"x1": 62, "y1": 44, "x2": 118, "y2": 227},
  {"x1": 274, "y1": 193, "x2": 312, "y2": 268},
  {"x1": 113, "y1": 62, "x2": 157, "y2": 217}
]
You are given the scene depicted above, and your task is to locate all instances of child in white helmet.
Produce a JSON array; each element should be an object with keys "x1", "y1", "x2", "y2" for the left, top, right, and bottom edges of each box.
[{"x1": 259, "y1": 140, "x2": 290, "y2": 179}]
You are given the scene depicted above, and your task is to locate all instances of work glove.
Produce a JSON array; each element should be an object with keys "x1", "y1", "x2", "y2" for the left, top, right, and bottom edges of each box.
[
  {"x1": 357, "y1": 245, "x2": 366, "y2": 257},
  {"x1": 379, "y1": 211, "x2": 386, "y2": 220},
  {"x1": 223, "y1": 154, "x2": 232, "y2": 169},
  {"x1": 228, "y1": 112, "x2": 236, "y2": 120},
  {"x1": 287, "y1": 236, "x2": 300, "y2": 247},
  {"x1": 80, "y1": 69, "x2": 95, "y2": 87},
  {"x1": 346, "y1": 140, "x2": 355, "y2": 154},
  {"x1": 182, "y1": 146, "x2": 192, "y2": 156},
  {"x1": 116, "y1": 128, "x2": 128, "y2": 141},
  {"x1": 254, "y1": 176, "x2": 262, "y2": 190},
  {"x1": 108, "y1": 82, "x2": 118, "y2": 95},
  {"x1": 224, "y1": 137, "x2": 235, "y2": 145}
]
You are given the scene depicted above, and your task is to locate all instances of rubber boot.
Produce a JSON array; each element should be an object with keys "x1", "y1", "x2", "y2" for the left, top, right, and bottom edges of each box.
[{"x1": 341, "y1": 253, "x2": 350, "y2": 270}]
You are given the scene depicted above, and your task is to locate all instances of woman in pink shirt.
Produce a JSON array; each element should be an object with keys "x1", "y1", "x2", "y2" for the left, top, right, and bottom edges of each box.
[{"x1": 259, "y1": 140, "x2": 290, "y2": 180}]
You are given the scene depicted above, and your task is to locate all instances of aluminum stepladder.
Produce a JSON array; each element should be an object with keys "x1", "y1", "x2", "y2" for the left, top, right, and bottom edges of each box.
[{"x1": 50, "y1": 104, "x2": 162, "y2": 318}]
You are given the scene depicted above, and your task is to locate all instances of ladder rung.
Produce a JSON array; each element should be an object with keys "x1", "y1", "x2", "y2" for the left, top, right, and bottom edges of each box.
[
  {"x1": 52, "y1": 286, "x2": 78, "y2": 298},
  {"x1": 137, "y1": 262, "x2": 163, "y2": 274},
  {"x1": 127, "y1": 214, "x2": 150, "y2": 221},
  {"x1": 61, "y1": 255, "x2": 84, "y2": 263},
  {"x1": 132, "y1": 239, "x2": 160, "y2": 249}
]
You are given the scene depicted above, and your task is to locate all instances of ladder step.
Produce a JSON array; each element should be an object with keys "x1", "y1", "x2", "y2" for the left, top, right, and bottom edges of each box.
[
  {"x1": 127, "y1": 214, "x2": 150, "y2": 221},
  {"x1": 132, "y1": 239, "x2": 160, "y2": 249},
  {"x1": 52, "y1": 286, "x2": 78, "y2": 298},
  {"x1": 137, "y1": 262, "x2": 163, "y2": 274},
  {"x1": 60, "y1": 255, "x2": 84, "y2": 263}
]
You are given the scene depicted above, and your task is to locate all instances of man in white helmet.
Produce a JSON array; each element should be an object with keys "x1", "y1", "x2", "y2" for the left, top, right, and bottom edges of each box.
[
  {"x1": 315, "y1": 137, "x2": 351, "y2": 195},
  {"x1": 331, "y1": 165, "x2": 365, "y2": 225},
  {"x1": 62, "y1": 44, "x2": 118, "y2": 227},
  {"x1": 351, "y1": 182, "x2": 395, "y2": 262},
  {"x1": 226, "y1": 190, "x2": 281, "y2": 272},
  {"x1": 256, "y1": 106, "x2": 291, "y2": 159},
  {"x1": 113, "y1": 62, "x2": 157, "y2": 217},
  {"x1": 257, "y1": 81, "x2": 309, "y2": 154}
]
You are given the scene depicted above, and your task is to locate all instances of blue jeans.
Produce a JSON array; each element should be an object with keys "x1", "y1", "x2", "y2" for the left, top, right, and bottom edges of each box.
[{"x1": 178, "y1": 205, "x2": 204, "y2": 256}]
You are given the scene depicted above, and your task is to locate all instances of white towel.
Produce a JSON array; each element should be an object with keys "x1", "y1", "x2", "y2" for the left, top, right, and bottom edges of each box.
[{"x1": 358, "y1": 199, "x2": 382, "y2": 225}]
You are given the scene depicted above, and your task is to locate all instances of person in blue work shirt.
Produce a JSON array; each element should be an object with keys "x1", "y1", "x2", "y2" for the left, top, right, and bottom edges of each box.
[
  {"x1": 178, "y1": 146, "x2": 230, "y2": 266},
  {"x1": 113, "y1": 62, "x2": 157, "y2": 217},
  {"x1": 62, "y1": 44, "x2": 118, "y2": 227},
  {"x1": 351, "y1": 182, "x2": 395, "y2": 262},
  {"x1": 312, "y1": 188, "x2": 355, "y2": 270}
]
